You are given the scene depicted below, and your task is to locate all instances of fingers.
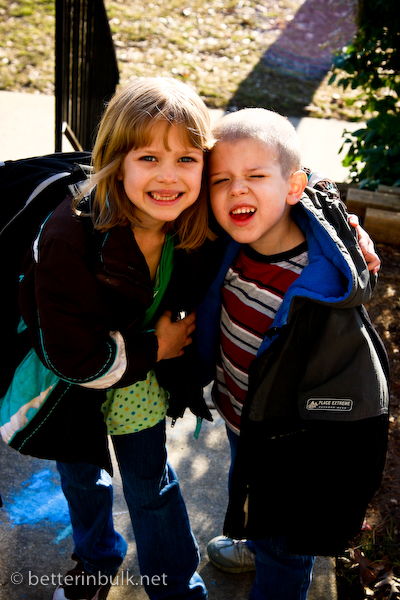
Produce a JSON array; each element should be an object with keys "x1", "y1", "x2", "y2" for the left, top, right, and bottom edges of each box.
[
  {"x1": 182, "y1": 310, "x2": 196, "y2": 325},
  {"x1": 155, "y1": 310, "x2": 196, "y2": 361},
  {"x1": 177, "y1": 312, "x2": 196, "y2": 347},
  {"x1": 348, "y1": 214, "x2": 360, "y2": 228},
  {"x1": 365, "y1": 254, "x2": 381, "y2": 274},
  {"x1": 177, "y1": 311, "x2": 196, "y2": 336},
  {"x1": 348, "y1": 214, "x2": 381, "y2": 274}
]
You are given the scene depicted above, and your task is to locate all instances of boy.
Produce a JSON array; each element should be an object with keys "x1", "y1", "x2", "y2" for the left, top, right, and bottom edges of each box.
[{"x1": 196, "y1": 108, "x2": 389, "y2": 599}]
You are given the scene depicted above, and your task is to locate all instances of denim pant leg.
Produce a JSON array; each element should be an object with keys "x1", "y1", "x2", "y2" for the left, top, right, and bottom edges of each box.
[
  {"x1": 247, "y1": 538, "x2": 314, "y2": 600},
  {"x1": 112, "y1": 420, "x2": 207, "y2": 600},
  {"x1": 226, "y1": 426, "x2": 315, "y2": 600},
  {"x1": 226, "y1": 425, "x2": 239, "y2": 491},
  {"x1": 56, "y1": 461, "x2": 128, "y2": 576}
]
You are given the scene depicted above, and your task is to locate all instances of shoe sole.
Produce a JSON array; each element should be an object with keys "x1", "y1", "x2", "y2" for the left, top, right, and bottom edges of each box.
[
  {"x1": 208, "y1": 557, "x2": 256, "y2": 574},
  {"x1": 53, "y1": 582, "x2": 110, "y2": 600}
]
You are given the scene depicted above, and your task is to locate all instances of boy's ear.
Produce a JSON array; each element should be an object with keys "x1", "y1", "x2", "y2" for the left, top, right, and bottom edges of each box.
[{"x1": 286, "y1": 170, "x2": 308, "y2": 206}]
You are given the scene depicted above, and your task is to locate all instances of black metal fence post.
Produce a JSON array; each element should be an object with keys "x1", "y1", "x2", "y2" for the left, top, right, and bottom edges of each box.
[{"x1": 55, "y1": 0, "x2": 119, "y2": 152}]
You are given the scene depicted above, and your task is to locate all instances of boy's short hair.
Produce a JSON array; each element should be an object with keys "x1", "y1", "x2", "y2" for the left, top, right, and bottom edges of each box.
[{"x1": 212, "y1": 108, "x2": 302, "y2": 180}]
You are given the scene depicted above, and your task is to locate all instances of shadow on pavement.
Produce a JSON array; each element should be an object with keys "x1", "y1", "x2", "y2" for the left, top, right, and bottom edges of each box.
[
  {"x1": 0, "y1": 412, "x2": 254, "y2": 599},
  {"x1": 228, "y1": 0, "x2": 357, "y2": 115},
  {"x1": 0, "y1": 411, "x2": 335, "y2": 599}
]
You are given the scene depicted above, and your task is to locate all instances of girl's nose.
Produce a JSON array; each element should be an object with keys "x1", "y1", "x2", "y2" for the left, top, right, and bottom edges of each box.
[{"x1": 156, "y1": 162, "x2": 179, "y2": 183}]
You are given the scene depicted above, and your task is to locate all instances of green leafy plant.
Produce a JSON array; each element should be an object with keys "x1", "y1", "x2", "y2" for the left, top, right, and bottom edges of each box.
[{"x1": 330, "y1": 0, "x2": 400, "y2": 189}]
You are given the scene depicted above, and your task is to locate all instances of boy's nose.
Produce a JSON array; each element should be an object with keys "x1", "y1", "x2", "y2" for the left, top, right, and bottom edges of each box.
[{"x1": 229, "y1": 179, "x2": 248, "y2": 196}]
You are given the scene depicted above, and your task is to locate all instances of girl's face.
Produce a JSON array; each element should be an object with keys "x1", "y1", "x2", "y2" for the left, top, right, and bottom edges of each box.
[{"x1": 119, "y1": 122, "x2": 204, "y2": 230}]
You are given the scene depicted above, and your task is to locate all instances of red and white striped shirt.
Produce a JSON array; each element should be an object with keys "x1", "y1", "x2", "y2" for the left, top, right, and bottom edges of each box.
[{"x1": 214, "y1": 242, "x2": 309, "y2": 434}]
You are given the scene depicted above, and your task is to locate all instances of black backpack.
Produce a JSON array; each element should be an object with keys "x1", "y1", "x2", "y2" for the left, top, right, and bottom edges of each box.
[{"x1": 0, "y1": 152, "x2": 93, "y2": 400}]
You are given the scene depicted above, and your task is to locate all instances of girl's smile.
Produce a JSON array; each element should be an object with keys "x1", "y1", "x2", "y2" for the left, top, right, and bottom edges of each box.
[{"x1": 119, "y1": 122, "x2": 204, "y2": 230}]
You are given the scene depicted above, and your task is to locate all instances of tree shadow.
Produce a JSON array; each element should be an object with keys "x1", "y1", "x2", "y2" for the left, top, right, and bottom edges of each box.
[
  {"x1": 0, "y1": 412, "x2": 252, "y2": 600},
  {"x1": 228, "y1": 0, "x2": 358, "y2": 116},
  {"x1": 0, "y1": 409, "x2": 333, "y2": 599}
]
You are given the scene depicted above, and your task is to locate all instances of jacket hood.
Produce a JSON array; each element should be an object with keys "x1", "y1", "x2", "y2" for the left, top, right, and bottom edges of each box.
[
  {"x1": 256, "y1": 188, "x2": 376, "y2": 356},
  {"x1": 283, "y1": 188, "x2": 374, "y2": 309},
  {"x1": 197, "y1": 188, "x2": 376, "y2": 377}
]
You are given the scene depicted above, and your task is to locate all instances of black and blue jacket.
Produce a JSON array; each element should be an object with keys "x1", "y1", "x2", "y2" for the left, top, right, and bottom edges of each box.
[
  {"x1": 0, "y1": 196, "x2": 215, "y2": 473},
  {"x1": 196, "y1": 187, "x2": 390, "y2": 556}
]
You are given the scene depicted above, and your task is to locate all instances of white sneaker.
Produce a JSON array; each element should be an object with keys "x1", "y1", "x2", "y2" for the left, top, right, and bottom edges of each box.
[{"x1": 207, "y1": 535, "x2": 256, "y2": 573}]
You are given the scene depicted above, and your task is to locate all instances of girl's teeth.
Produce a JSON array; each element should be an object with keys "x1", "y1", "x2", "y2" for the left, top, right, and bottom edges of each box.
[
  {"x1": 231, "y1": 207, "x2": 256, "y2": 215},
  {"x1": 151, "y1": 192, "x2": 180, "y2": 201}
]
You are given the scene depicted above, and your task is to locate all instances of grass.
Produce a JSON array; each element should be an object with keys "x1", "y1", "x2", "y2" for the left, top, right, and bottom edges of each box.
[
  {"x1": 0, "y1": 0, "x2": 367, "y2": 120},
  {"x1": 0, "y1": 0, "x2": 55, "y2": 93}
]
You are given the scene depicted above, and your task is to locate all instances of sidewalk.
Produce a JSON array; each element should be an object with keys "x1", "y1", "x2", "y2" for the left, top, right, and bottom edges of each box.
[
  {"x1": 0, "y1": 90, "x2": 340, "y2": 600},
  {"x1": 0, "y1": 413, "x2": 337, "y2": 600},
  {"x1": 0, "y1": 90, "x2": 361, "y2": 183}
]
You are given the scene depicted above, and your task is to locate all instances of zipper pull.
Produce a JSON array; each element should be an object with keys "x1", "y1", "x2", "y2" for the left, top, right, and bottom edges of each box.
[{"x1": 194, "y1": 417, "x2": 202, "y2": 439}]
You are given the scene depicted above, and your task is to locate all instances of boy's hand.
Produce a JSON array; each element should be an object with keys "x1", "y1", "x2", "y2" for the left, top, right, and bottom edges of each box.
[
  {"x1": 349, "y1": 214, "x2": 381, "y2": 274},
  {"x1": 155, "y1": 310, "x2": 196, "y2": 361}
]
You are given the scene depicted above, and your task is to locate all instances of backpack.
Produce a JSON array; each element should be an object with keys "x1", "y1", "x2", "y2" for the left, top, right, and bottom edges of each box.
[{"x1": 0, "y1": 152, "x2": 93, "y2": 399}]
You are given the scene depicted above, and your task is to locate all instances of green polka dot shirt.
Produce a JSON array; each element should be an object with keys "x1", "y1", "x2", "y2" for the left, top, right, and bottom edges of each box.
[
  {"x1": 102, "y1": 368, "x2": 168, "y2": 435},
  {"x1": 101, "y1": 233, "x2": 174, "y2": 436}
]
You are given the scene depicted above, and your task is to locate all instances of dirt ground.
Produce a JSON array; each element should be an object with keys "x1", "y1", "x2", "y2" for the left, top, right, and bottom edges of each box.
[
  {"x1": 365, "y1": 243, "x2": 400, "y2": 535},
  {"x1": 336, "y1": 243, "x2": 400, "y2": 599}
]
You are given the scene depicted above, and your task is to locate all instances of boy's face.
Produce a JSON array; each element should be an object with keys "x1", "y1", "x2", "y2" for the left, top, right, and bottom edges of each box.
[{"x1": 208, "y1": 138, "x2": 306, "y2": 255}]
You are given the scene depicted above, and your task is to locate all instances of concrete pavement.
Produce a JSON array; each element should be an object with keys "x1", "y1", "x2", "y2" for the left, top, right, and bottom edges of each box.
[
  {"x1": 0, "y1": 413, "x2": 337, "y2": 600},
  {"x1": 0, "y1": 90, "x2": 361, "y2": 184},
  {"x1": 0, "y1": 89, "x2": 341, "y2": 599}
]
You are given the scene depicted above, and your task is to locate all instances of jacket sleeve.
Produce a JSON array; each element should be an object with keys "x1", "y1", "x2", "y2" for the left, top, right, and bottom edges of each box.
[{"x1": 19, "y1": 235, "x2": 158, "y2": 389}]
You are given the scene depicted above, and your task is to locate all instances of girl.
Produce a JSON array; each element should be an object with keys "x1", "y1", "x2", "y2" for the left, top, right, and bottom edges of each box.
[{"x1": 16, "y1": 77, "x2": 217, "y2": 600}]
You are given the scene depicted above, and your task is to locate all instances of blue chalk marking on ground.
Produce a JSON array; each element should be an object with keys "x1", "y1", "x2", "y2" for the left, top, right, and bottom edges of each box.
[
  {"x1": 54, "y1": 524, "x2": 73, "y2": 544},
  {"x1": 6, "y1": 469, "x2": 70, "y2": 529}
]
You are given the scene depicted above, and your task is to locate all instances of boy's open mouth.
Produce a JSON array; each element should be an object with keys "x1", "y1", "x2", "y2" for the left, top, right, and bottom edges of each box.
[{"x1": 230, "y1": 207, "x2": 256, "y2": 221}]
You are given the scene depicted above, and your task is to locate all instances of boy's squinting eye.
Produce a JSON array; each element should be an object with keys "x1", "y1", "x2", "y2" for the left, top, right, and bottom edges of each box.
[{"x1": 211, "y1": 178, "x2": 229, "y2": 185}]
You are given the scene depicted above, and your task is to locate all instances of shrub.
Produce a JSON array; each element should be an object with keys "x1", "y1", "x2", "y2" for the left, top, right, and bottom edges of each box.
[{"x1": 330, "y1": 0, "x2": 400, "y2": 189}]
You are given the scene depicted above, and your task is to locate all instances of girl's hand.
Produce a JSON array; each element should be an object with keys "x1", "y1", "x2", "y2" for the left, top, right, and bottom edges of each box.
[
  {"x1": 348, "y1": 214, "x2": 381, "y2": 274},
  {"x1": 155, "y1": 310, "x2": 196, "y2": 361}
]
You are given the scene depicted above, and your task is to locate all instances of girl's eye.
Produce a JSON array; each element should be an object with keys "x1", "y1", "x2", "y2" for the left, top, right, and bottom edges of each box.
[
  {"x1": 140, "y1": 155, "x2": 157, "y2": 162},
  {"x1": 179, "y1": 156, "x2": 195, "y2": 163}
]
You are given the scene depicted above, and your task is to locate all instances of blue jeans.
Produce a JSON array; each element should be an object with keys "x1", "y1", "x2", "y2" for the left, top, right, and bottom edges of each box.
[
  {"x1": 57, "y1": 420, "x2": 206, "y2": 599},
  {"x1": 226, "y1": 427, "x2": 315, "y2": 600}
]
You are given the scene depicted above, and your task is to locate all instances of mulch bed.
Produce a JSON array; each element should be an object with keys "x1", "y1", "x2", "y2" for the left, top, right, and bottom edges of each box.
[{"x1": 336, "y1": 243, "x2": 400, "y2": 599}]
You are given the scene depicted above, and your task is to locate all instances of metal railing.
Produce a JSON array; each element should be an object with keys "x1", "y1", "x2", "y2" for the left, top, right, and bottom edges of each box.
[{"x1": 55, "y1": 0, "x2": 119, "y2": 151}]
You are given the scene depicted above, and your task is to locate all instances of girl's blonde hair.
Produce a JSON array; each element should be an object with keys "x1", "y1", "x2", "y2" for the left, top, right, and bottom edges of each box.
[{"x1": 77, "y1": 77, "x2": 215, "y2": 250}]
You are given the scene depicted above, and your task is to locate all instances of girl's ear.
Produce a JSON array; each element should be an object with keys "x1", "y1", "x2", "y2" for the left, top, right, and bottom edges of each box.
[{"x1": 286, "y1": 170, "x2": 308, "y2": 206}]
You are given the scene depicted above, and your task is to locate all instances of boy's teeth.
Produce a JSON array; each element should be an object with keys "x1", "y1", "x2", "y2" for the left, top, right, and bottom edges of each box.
[
  {"x1": 231, "y1": 207, "x2": 256, "y2": 215},
  {"x1": 151, "y1": 192, "x2": 180, "y2": 201}
]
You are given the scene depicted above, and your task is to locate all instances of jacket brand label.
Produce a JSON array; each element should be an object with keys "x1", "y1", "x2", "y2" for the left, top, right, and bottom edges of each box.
[{"x1": 306, "y1": 398, "x2": 353, "y2": 412}]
